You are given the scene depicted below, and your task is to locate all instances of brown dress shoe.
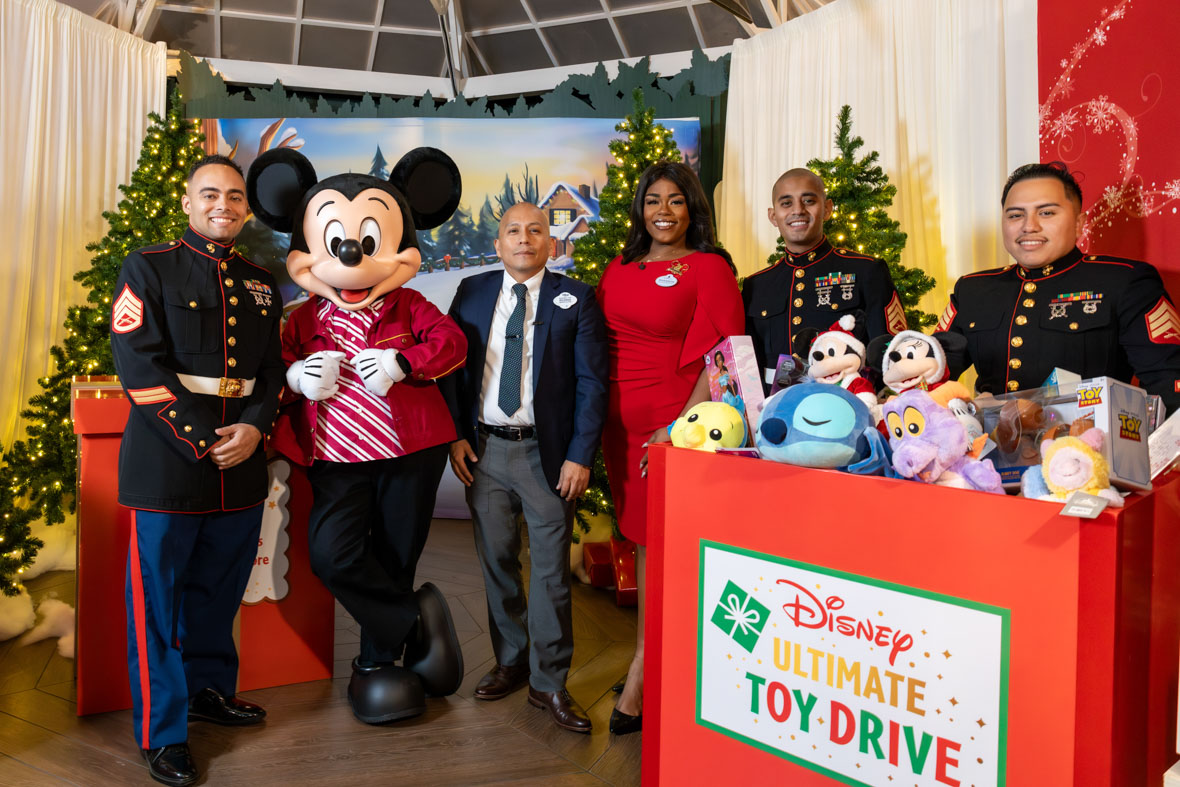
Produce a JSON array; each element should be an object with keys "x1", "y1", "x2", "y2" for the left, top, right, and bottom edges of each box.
[
  {"x1": 473, "y1": 663, "x2": 530, "y2": 701},
  {"x1": 527, "y1": 687, "x2": 592, "y2": 733}
]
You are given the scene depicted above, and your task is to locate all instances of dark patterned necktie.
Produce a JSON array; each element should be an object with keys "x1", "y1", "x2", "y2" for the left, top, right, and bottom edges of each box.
[{"x1": 498, "y1": 283, "x2": 528, "y2": 416}]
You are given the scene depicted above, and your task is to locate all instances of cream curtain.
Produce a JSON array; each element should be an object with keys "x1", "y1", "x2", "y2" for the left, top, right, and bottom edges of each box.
[
  {"x1": 718, "y1": 0, "x2": 1038, "y2": 319},
  {"x1": 0, "y1": 0, "x2": 165, "y2": 446}
]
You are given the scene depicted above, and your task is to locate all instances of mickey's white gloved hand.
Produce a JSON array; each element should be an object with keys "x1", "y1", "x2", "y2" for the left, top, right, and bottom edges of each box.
[
  {"x1": 350, "y1": 348, "x2": 406, "y2": 397},
  {"x1": 286, "y1": 350, "x2": 347, "y2": 401}
]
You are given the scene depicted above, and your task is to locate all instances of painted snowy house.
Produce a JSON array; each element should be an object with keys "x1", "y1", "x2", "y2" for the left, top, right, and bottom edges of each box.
[{"x1": 538, "y1": 182, "x2": 599, "y2": 258}]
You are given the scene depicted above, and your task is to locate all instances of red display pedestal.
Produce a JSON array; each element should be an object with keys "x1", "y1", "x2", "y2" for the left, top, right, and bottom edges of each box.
[
  {"x1": 72, "y1": 379, "x2": 334, "y2": 716},
  {"x1": 645, "y1": 444, "x2": 1180, "y2": 786}
]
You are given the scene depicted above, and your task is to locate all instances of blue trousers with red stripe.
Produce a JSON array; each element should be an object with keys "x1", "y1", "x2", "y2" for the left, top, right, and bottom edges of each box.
[{"x1": 125, "y1": 506, "x2": 263, "y2": 749}]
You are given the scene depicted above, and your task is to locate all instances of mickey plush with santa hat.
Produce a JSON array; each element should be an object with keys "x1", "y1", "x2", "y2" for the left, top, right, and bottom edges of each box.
[
  {"x1": 248, "y1": 147, "x2": 466, "y2": 724},
  {"x1": 806, "y1": 312, "x2": 879, "y2": 413}
]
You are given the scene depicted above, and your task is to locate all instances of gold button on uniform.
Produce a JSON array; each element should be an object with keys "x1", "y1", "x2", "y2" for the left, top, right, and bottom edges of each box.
[
  {"x1": 168, "y1": 410, "x2": 177, "y2": 418},
  {"x1": 1011, "y1": 337, "x2": 1023, "y2": 347},
  {"x1": 793, "y1": 298, "x2": 803, "y2": 307},
  {"x1": 229, "y1": 296, "x2": 238, "y2": 306},
  {"x1": 188, "y1": 300, "x2": 197, "y2": 309},
  {"x1": 227, "y1": 337, "x2": 237, "y2": 346},
  {"x1": 1023, "y1": 298, "x2": 1035, "y2": 308},
  {"x1": 1006, "y1": 380, "x2": 1020, "y2": 391},
  {"x1": 227, "y1": 357, "x2": 237, "y2": 367},
  {"x1": 1069, "y1": 322, "x2": 1079, "y2": 330},
  {"x1": 795, "y1": 282, "x2": 805, "y2": 291},
  {"x1": 261, "y1": 309, "x2": 268, "y2": 316},
  {"x1": 1009, "y1": 358, "x2": 1022, "y2": 369},
  {"x1": 792, "y1": 316, "x2": 802, "y2": 325},
  {"x1": 198, "y1": 440, "x2": 206, "y2": 448},
  {"x1": 1023, "y1": 282, "x2": 1036, "y2": 294},
  {"x1": 228, "y1": 317, "x2": 237, "y2": 326},
  {"x1": 795, "y1": 269, "x2": 805, "y2": 278},
  {"x1": 225, "y1": 278, "x2": 234, "y2": 287},
  {"x1": 969, "y1": 321, "x2": 976, "y2": 328},
  {"x1": 831, "y1": 304, "x2": 839, "y2": 310},
  {"x1": 220, "y1": 262, "x2": 228, "y2": 271},
  {"x1": 761, "y1": 310, "x2": 767, "y2": 317},
  {"x1": 184, "y1": 425, "x2": 193, "y2": 432},
  {"x1": 1015, "y1": 315, "x2": 1027, "y2": 325}
]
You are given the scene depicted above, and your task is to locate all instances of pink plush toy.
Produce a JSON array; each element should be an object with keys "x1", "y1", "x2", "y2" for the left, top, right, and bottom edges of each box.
[{"x1": 1026, "y1": 427, "x2": 1124, "y2": 506}]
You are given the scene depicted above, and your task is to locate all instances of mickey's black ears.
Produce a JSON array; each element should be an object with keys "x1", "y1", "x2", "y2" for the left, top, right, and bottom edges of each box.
[
  {"x1": 390, "y1": 147, "x2": 462, "y2": 230},
  {"x1": 865, "y1": 334, "x2": 891, "y2": 373},
  {"x1": 247, "y1": 148, "x2": 319, "y2": 233}
]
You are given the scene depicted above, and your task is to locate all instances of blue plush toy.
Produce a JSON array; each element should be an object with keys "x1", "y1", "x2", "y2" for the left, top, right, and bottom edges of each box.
[{"x1": 755, "y1": 382, "x2": 891, "y2": 475}]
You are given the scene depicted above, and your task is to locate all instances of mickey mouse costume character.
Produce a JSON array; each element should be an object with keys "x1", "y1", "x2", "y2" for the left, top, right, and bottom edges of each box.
[{"x1": 247, "y1": 147, "x2": 467, "y2": 723}]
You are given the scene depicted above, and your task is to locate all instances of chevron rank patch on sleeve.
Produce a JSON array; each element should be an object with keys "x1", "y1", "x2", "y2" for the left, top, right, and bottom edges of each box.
[
  {"x1": 935, "y1": 301, "x2": 957, "y2": 333},
  {"x1": 112, "y1": 284, "x2": 144, "y2": 334},
  {"x1": 127, "y1": 386, "x2": 175, "y2": 405},
  {"x1": 1145, "y1": 297, "x2": 1180, "y2": 345},
  {"x1": 885, "y1": 291, "x2": 908, "y2": 334}
]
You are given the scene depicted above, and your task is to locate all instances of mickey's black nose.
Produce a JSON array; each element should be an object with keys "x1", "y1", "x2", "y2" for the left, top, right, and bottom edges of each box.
[{"x1": 337, "y1": 239, "x2": 363, "y2": 266}]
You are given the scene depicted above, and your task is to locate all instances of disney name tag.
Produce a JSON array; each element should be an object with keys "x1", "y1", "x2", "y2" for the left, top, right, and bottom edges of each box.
[
  {"x1": 655, "y1": 274, "x2": 679, "y2": 288},
  {"x1": 553, "y1": 292, "x2": 578, "y2": 309}
]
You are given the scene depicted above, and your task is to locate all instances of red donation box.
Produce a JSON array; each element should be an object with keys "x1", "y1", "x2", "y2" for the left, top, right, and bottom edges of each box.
[
  {"x1": 645, "y1": 444, "x2": 1180, "y2": 786},
  {"x1": 71, "y1": 377, "x2": 334, "y2": 715}
]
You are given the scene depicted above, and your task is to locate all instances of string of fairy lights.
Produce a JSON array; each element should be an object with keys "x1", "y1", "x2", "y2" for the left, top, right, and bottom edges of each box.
[{"x1": 0, "y1": 94, "x2": 206, "y2": 595}]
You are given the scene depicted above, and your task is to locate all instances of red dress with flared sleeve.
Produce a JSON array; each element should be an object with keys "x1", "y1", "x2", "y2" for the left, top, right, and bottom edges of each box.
[{"x1": 597, "y1": 252, "x2": 744, "y2": 545}]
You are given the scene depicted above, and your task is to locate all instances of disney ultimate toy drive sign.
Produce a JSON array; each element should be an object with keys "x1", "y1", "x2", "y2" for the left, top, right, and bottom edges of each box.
[{"x1": 697, "y1": 541, "x2": 1008, "y2": 786}]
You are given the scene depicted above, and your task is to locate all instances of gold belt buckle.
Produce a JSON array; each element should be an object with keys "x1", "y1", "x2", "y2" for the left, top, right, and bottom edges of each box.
[{"x1": 218, "y1": 377, "x2": 246, "y2": 398}]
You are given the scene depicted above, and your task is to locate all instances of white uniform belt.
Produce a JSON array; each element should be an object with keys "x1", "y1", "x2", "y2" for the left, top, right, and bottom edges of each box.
[{"x1": 176, "y1": 373, "x2": 256, "y2": 398}]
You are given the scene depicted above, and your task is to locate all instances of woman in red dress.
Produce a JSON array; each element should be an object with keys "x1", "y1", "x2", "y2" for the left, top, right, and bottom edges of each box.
[{"x1": 597, "y1": 161, "x2": 743, "y2": 734}]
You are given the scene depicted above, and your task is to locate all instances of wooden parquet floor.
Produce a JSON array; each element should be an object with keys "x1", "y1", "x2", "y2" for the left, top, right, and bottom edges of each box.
[{"x1": 0, "y1": 519, "x2": 642, "y2": 786}]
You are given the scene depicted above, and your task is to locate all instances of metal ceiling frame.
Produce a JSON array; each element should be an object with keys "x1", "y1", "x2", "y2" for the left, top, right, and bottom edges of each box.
[{"x1": 148, "y1": 0, "x2": 762, "y2": 76}]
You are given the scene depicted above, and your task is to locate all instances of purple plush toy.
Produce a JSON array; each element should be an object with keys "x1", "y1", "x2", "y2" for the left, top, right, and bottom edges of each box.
[{"x1": 881, "y1": 390, "x2": 1004, "y2": 494}]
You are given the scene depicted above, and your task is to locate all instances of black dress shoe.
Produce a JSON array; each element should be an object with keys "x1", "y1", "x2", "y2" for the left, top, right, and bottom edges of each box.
[
  {"x1": 609, "y1": 707, "x2": 642, "y2": 735},
  {"x1": 348, "y1": 658, "x2": 426, "y2": 724},
  {"x1": 473, "y1": 663, "x2": 530, "y2": 701},
  {"x1": 142, "y1": 742, "x2": 198, "y2": 787},
  {"x1": 611, "y1": 678, "x2": 626, "y2": 694},
  {"x1": 402, "y1": 582, "x2": 464, "y2": 697},
  {"x1": 527, "y1": 687, "x2": 592, "y2": 734},
  {"x1": 188, "y1": 687, "x2": 266, "y2": 726}
]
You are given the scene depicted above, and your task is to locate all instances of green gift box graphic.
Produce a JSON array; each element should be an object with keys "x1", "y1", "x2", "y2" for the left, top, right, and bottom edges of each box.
[{"x1": 710, "y1": 580, "x2": 770, "y2": 652}]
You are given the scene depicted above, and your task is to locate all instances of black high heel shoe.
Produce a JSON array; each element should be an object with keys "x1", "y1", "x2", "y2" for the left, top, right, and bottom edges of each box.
[
  {"x1": 611, "y1": 678, "x2": 626, "y2": 694},
  {"x1": 609, "y1": 707, "x2": 642, "y2": 735}
]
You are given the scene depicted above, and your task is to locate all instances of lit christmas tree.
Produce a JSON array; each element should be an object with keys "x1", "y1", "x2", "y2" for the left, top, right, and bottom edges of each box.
[
  {"x1": 0, "y1": 94, "x2": 206, "y2": 595},
  {"x1": 765, "y1": 105, "x2": 937, "y2": 329},
  {"x1": 569, "y1": 89, "x2": 681, "y2": 534}
]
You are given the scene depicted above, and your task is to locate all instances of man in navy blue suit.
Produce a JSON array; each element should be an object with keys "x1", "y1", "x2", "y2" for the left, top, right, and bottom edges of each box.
[{"x1": 443, "y1": 202, "x2": 608, "y2": 733}]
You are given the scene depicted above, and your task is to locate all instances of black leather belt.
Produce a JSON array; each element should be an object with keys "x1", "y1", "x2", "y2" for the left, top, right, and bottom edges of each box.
[{"x1": 478, "y1": 422, "x2": 536, "y2": 441}]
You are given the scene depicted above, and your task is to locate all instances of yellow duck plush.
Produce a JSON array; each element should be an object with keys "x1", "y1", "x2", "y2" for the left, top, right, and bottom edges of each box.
[{"x1": 670, "y1": 401, "x2": 747, "y2": 451}]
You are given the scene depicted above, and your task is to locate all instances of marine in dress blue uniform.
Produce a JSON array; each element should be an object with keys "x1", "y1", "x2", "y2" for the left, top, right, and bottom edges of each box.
[
  {"x1": 743, "y1": 169, "x2": 907, "y2": 389},
  {"x1": 939, "y1": 162, "x2": 1180, "y2": 414},
  {"x1": 109, "y1": 157, "x2": 284, "y2": 786}
]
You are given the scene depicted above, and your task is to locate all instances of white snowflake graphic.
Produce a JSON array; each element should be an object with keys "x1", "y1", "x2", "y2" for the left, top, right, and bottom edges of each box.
[
  {"x1": 1086, "y1": 95, "x2": 1117, "y2": 134},
  {"x1": 1049, "y1": 109, "x2": 1079, "y2": 140},
  {"x1": 1102, "y1": 184, "x2": 1123, "y2": 208},
  {"x1": 1164, "y1": 180, "x2": 1180, "y2": 201},
  {"x1": 1093, "y1": 27, "x2": 1108, "y2": 46}
]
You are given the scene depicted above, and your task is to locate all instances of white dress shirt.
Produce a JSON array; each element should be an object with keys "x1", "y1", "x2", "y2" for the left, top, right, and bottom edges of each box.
[{"x1": 479, "y1": 269, "x2": 544, "y2": 426}]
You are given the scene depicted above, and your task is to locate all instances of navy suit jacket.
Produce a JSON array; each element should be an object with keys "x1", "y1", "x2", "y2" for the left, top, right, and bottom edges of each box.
[{"x1": 442, "y1": 268, "x2": 609, "y2": 492}]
